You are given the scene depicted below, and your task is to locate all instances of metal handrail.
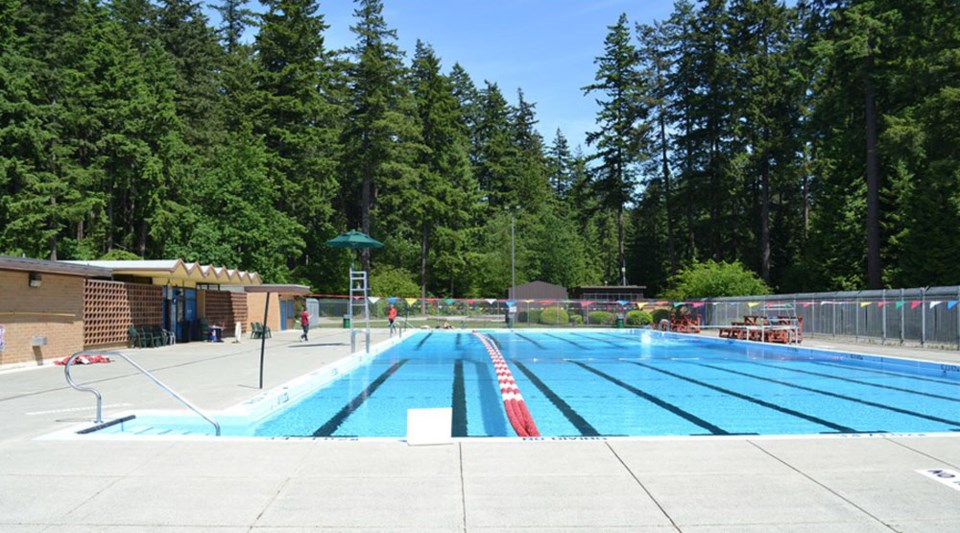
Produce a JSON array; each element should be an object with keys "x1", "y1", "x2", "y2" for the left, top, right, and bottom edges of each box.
[{"x1": 64, "y1": 350, "x2": 221, "y2": 436}]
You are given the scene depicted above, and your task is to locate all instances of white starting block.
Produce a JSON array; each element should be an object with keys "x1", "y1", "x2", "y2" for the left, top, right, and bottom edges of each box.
[{"x1": 406, "y1": 408, "x2": 452, "y2": 446}]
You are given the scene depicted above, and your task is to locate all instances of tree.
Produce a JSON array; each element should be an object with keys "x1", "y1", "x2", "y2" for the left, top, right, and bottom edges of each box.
[
  {"x1": 583, "y1": 13, "x2": 651, "y2": 285},
  {"x1": 255, "y1": 0, "x2": 341, "y2": 283},
  {"x1": 341, "y1": 0, "x2": 416, "y2": 273},
  {"x1": 662, "y1": 260, "x2": 771, "y2": 299}
]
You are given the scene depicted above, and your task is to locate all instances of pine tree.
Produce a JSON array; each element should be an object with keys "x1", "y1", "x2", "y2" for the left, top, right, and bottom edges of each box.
[
  {"x1": 583, "y1": 13, "x2": 651, "y2": 285},
  {"x1": 255, "y1": 0, "x2": 341, "y2": 282},
  {"x1": 213, "y1": 0, "x2": 256, "y2": 54},
  {"x1": 341, "y1": 0, "x2": 417, "y2": 273}
]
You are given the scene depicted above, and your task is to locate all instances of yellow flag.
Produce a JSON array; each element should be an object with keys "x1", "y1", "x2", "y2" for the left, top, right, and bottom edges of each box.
[
  {"x1": 635, "y1": 302, "x2": 645, "y2": 309},
  {"x1": 405, "y1": 298, "x2": 417, "y2": 306},
  {"x1": 859, "y1": 302, "x2": 871, "y2": 308},
  {"x1": 747, "y1": 302, "x2": 759, "y2": 308}
]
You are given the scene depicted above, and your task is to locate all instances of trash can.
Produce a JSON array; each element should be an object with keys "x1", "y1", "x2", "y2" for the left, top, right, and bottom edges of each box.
[
  {"x1": 342, "y1": 315, "x2": 351, "y2": 329},
  {"x1": 616, "y1": 315, "x2": 625, "y2": 329}
]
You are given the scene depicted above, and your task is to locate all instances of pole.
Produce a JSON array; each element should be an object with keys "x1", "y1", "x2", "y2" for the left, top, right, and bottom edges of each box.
[
  {"x1": 258, "y1": 291, "x2": 271, "y2": 389},
  {"x1": 511, "y1": 214, "x2": 515, "y2": 300}
]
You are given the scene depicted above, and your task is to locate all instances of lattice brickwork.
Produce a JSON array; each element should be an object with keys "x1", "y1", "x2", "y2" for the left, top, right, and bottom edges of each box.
[
  {"x1": 230, "y1": 292, "x2": 248, "y2": 335},
  {"x1": 84, "y1": 280, "x2": 162, "y2": 347},
  {"x1": 204, "y1": 290, "x2": 248, "y2": 337}
]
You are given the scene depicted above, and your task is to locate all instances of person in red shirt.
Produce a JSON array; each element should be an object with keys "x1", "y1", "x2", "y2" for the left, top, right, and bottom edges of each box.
[
  {"x1": 387, "y1": 304, "x2": 398, "y2": 336},
  {"x1": 300, "y1": 309, "x2": 310, "y2": 341}
]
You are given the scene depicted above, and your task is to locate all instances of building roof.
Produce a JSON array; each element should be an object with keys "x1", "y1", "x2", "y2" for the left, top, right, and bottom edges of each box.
[
  {"x1": 62, "y1": 259, "x2": 261, "y2": 285},
  {"x1": 244, "y1": 284, "x2": 311, "y2": 295},
  {"x1": 0, "y1": 256, "x2": 113, "y2": 278}
]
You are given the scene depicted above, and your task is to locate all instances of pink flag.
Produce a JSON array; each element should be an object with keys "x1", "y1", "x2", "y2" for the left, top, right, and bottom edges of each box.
[{"x1": 911, "y1": 301, "x2": 922, "y2": 310}]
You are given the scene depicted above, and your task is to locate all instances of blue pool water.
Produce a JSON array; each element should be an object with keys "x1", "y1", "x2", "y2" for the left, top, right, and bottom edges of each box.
[{"x1": 96, "y1": 330, "x2": 960, "y2": 438}]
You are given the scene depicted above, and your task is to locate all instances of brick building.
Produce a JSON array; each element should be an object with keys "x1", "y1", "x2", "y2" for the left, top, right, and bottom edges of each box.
[{"x1": 0, "y1": 257, "x2": 112, "y2": 366}]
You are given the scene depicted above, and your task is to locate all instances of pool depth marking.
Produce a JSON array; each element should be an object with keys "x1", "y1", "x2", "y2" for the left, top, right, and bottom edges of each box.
[
  {"x1": 311, "y1": 359, "x2": 409, "y2": 437},
  {"x1": 512, "y1": 360, "x2": 600, "y2": 436},
  {"x1": 702, "y1": 363, "x2": 960, "y2": 428},
  {"x1": 625, "y1": 361, "x2": 857, "y2": 433},
  {"x1": 452, "y1": 359, "x2": 467, "y2": 437},
  {"x1": 743, "y1": 361, "x2": 960, "y2": 403},
  {"x1": 571, "y1": 361, "x2": 729, "y2": 435}
]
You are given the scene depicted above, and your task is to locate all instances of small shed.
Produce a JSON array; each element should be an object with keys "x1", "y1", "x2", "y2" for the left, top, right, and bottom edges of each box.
[{"x1": 508, "y1": 281, "x2": 569, "y2": 301}]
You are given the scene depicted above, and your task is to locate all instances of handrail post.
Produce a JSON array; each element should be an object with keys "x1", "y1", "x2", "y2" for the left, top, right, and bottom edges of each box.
[{"x1": 64, "y1": 350, "x2": 221, "y2": 436}]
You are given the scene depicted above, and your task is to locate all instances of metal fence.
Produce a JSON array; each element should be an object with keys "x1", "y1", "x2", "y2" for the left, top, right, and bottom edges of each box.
[
  {"x1": 310, "y1": 285, "x2": 960, "y2": 349},
  {"x1": 703, "y1": 286, "x2": 960, "y2": 349},
  {"x1": 313, "y1": 297, "x2": 646, "y2": 329}
]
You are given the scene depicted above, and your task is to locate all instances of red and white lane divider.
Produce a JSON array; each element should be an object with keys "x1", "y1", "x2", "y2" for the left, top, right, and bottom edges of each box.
[{"x1": 472, "y1": 331, "x2": 540, "y2": 437}]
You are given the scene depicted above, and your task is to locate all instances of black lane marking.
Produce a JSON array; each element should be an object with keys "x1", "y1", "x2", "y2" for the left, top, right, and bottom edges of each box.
[
  {"x1": 514, "y1": 333, "x2": 546, "y2": 349},
  {"x1": 700, "y1": 363, "x2": 960, "y2": 427},
  {"x1": 452, "y1": 359, "x2": 467, "y2": 437},
  {"x1": 626, "y1": 361, "x2": 856, "y2": 433},
  {"x1": 744, "y1": 361, "x2": 960, "y2": 403},
  {"x1": 455, "y1": 333, "x2": 462, "y2": 349},
  {"x1": 415, "y1": 332, "x2": 433, "y2": 349},
  {"x1": 543, "y1": 333, "x2": 591, "y2": 350},
  {"x1": 812, "y1": 361, "x2": 960, "y2": 387},
  {"x1": 572, "y1": 333, "x2": 623, "y2": 348},
  {"x1": 487, "y1": 335, "x2": 503, "y2": 351},
  {"x1": 312, "y1": 360, "x2": 409, "y2": 437},
  {"x1": 572, "y1": 362, "x2": 729, "y2": 435},
  {"x1": 513, "y1": 360, "x2": 600, "y2": 436}
]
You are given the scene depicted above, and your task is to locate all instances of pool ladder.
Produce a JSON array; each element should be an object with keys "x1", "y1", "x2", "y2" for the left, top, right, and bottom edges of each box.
[{"x1": 64, "y1": 350, "x2": 221, "y2": 436}]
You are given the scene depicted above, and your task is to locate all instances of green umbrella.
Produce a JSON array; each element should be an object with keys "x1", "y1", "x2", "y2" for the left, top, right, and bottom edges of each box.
[{"x1": 325, "y1": 230, "x2": 384, "y2": 250}]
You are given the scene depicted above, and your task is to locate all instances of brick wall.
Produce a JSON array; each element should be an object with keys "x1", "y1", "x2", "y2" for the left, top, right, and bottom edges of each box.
[
  {"x1": 0, "y1": 271, "x2": 85, "y2": 366},
  {"x1": 83, "y1": 280, "x2": 162, "y2": 347},
  {"x1": 203, "y1": 290, "x2": 248, "y2": 337},
  {"x1": 246, "y1": 292, "x2": 280, "y2": 332}
]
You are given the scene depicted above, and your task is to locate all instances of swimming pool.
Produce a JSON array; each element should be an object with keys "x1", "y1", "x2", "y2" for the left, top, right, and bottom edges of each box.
[{"x1": 85, "y1": 330, "x2": 960, "y2": 438}]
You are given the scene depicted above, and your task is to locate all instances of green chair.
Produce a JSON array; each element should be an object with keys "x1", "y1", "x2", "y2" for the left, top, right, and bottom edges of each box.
[
  {"x1": 138, "y1": 326, "x2": 161, "y2": 348},
  {"x1": 128, "y1": 326, "x2": 141, "y2": 348}
]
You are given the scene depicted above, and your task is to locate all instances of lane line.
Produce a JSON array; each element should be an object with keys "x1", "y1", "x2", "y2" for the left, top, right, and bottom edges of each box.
[
  {"x1": 572, "y1": 333, "x2": 623, "y2": 348},
  {"x1": 543, "y1": 333, "x2": 591, "y2": 350},
  {"x1": 572, "y1": 361, "x2": 729, "y2": 435},
  {"x1": 312, "y1": 360, "x2": 409, "y2": 437},
  {"x1": 700, "y1": 363, "x2": 960, "y2": 428},
  {"x1": 452, "y1": 359, "x2": 468, "y2": 437},
  {"x1": 626, "y1": 361, "x2": 857, "y2": 433},
  {"x1": 513, "y1": 333, "x2": 546, "y2": 349},
  {"x1": 743, "y1": 361, "x2": 960, "y2": 403},
  {"x1": 812, "y1": 360, "x2": 960, "y2": 387},
  {"x1": 415, "y1": 332, "x2": 433, "y2": 349},
  {"x1": 512, "y1": 360, "x2": 600, "y2": 436}
]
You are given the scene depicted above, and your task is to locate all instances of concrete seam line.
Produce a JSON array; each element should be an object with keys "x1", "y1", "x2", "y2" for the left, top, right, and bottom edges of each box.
[{"x1": 604, "y1": 441, "x2": 680, "y2": 532}]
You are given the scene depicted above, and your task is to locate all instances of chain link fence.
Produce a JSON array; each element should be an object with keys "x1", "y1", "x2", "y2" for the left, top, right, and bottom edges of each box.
[
  {"x1": 309, "y1": 285, "x2": 960, "y2": 350},
  {"x1": 703, "y1": 286, "x2": 960, "y2": 349}
]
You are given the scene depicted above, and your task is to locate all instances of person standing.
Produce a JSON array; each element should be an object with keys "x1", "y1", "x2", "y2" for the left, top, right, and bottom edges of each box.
[
  {"x1": 387, "y1": 304, "x2": 398, "y2": 336},
  {"x1": 300, "y1": 309, "x2": 310, "y2": 341}
]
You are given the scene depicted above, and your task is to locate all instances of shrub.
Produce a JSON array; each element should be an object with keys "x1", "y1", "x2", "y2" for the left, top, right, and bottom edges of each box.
[
  {"x1": 662, "y1": 259, "x2": 771, "y2": 299},
  {"x1": 587, "y1": 310, "x2": 614, "y2": 325},
  {"x1": 370, "y1": 265, "x2": 420, "y2": 297},
  {"x1": 651, "y1": 308, "x2": 671, "y2": 324},
  {"x1": 626, "y1": 310, "x2": 653, "y2": 326},
  {"x1": 569, "y1": 314, "x2": 584, "y2": 326},
  {"x1": 517, "y1": 309, "x2": 541, "y2": 324},
  {"x1": 539, "y1": 307, "x2": 569, "y2": 325}
]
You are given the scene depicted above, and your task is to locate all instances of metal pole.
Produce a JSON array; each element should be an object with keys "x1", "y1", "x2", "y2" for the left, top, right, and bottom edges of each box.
[
  {"x1": 511, "y1": 214, "x2": 516, "y2": 300},
  {"x1": 259, "y1": 291, "x2": 271, "y2": 389},
  {"x1": 921, "y1": 287, "x2": 927, "y2": 347},
  {"x1": 881, "y1": 289, "x2": 887, "y2": 345},
  {"x1": 900, "y1": 288, "x2": 905, "y2": 345}
]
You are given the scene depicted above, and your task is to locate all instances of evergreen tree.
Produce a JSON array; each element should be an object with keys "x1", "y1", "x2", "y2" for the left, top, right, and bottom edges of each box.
[
  {"x1": 583, "y1": 13, "x2": 651, "y2": 285},
  {"x1": 213, "y1": 0, "x2": 256, "y2": 54},
  {"x1": 341, "y1": 0, "x2": 417, "y2": 273},
  {"x1": 255, "y1": 0, "x2": 341, "y2": 283}
]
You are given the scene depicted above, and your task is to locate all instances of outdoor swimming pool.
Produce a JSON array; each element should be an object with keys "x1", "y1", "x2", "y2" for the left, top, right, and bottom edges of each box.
[{"x1": 88, "y1": 330, "x2": 960, "y2": 438}]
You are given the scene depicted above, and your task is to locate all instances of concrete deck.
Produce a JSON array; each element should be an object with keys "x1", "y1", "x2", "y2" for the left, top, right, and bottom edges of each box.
[{"x1": 1, "y1": 328, "x2": 958, "y2": 532}]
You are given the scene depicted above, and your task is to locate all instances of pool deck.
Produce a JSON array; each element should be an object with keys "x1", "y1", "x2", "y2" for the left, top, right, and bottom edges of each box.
[{"x1": 1, "y1": 328, "x2": 958, "y2": 532}]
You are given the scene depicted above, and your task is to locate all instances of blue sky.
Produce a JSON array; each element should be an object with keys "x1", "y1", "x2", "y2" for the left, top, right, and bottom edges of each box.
[{"x1": 210, "y1": 1, "x2": 675, "y2": 151}]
